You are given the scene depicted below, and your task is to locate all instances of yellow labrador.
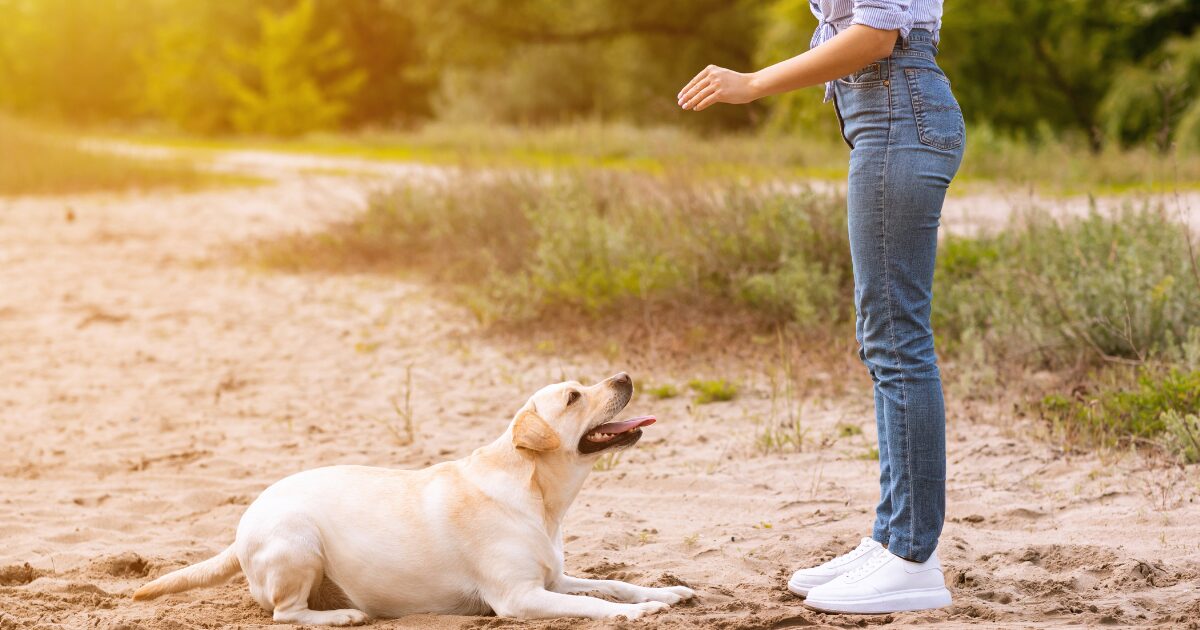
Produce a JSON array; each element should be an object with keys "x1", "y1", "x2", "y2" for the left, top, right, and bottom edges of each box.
[{"x1": 133, "y1": 373, "x2": 692, "y2": 625}]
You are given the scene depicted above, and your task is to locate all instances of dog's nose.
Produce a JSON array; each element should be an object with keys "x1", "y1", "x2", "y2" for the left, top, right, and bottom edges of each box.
[{"x1": 611, "y1": 372, "x2": 632, "y2": 387}]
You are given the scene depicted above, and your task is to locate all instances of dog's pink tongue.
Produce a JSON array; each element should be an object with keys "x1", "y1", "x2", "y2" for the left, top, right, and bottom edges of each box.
[{"x1": 592, "y1": 415, "x2": 656, "y2": 434}]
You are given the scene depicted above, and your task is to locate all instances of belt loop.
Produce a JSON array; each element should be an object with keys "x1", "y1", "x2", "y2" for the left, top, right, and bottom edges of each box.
[{"x1": 901, "y1": 34, "x2": 910, "y2": 50}]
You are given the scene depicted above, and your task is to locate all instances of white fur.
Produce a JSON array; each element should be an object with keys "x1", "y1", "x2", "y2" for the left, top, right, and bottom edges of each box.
[{"x1": 134, "y1": 373, "x2": 694, "y2": 625}]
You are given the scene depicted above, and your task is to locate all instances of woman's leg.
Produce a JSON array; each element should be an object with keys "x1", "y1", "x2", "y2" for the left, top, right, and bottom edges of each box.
[
  {"x1": 848, "y1": 142, "x2": 949, "y2": 562},
  {"x1": 844, "y1": 61, "x2": 964, "y2": 563}
]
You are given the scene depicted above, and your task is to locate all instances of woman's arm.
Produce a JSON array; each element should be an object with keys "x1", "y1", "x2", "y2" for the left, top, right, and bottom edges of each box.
[{"x1": 677, "y1": 24, "x2": 898, "y2": 111}]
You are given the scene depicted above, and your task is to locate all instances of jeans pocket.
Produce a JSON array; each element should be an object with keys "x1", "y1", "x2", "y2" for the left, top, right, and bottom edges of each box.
[
  {"x1": 904, "y1": 68, "x2": 964, "y2": 151},
  {"x1": 838, "y1": 61, "x2": 886, "y2": 88}
]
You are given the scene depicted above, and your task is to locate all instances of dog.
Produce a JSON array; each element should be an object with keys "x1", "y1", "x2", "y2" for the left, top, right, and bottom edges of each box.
[{"x1": 133, "y1": 372, "x2": 694, "y2": 624}]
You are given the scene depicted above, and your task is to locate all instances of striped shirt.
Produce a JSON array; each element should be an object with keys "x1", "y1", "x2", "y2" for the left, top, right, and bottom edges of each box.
[{"x1": 809, "y1": 0, "x2": 944, "y2": 101}]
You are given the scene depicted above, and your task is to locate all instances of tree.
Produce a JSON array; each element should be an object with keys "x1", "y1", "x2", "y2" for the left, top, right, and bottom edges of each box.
[
  {"x1": 224, "y1": 0, "x2": 365, "y2": 136},
  {"x1": 414, "y1": 0, "x2": 763, "y2": 128},
  {"x1": 1101, "y1": 33, "x2": 1200, "y2": 152}
]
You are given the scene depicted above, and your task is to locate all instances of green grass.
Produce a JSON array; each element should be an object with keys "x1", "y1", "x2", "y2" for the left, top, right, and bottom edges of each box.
[
  {"x1": 689, "y1": 379, "x2": 738, "y2": 404},
  {"x1": 115, "y1": 120, "x2": 1200, "y2": 194},
  {"x1": 644, "y1": 384, "x2": 680, "y2": 400},
  {"x1": 0, "y1": 117, "x2": 256, "y2": 196},
  {"x1": 1041, "y1": 369, "x2": 1200, "y2": 460},
  {"x1": 108, "y1": 121, "x2": 850, "y2": 181}
]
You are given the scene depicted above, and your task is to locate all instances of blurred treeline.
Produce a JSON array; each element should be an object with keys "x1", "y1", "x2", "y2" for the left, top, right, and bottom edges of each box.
[{"x1": 1, "y1": 0, "x2": 1198, "y2": 150}]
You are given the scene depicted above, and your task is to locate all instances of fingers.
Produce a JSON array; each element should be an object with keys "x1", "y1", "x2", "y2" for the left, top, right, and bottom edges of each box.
[
  {"x1": 692, "y1": 90, "x2": 723, "y2": 111},
  {"x1": 678, "y1": 77, "x2": 711, "y2": 109},
  {"x1": 677, "y1": 65, "x2": 711, "y2": 101},
  {"x1": 682, "y1": 83, "x2": 718, "y2": 110}
]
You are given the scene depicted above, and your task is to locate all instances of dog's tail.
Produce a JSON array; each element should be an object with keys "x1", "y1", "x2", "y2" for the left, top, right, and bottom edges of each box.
[{"x1": 132, "y1": 545, "x2": 240, "y2": 601}]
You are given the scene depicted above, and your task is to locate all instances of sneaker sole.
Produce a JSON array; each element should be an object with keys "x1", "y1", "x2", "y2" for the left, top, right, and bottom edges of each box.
[
  {"x1": 802, "y1": 586, "x2": 952, "y2": 614},
  {"x1": 786, "y1": 580, "x2": 811, "y2": 597},
  {"x1": 786, "y1": 577, "x2": 831, "y2": 598}
]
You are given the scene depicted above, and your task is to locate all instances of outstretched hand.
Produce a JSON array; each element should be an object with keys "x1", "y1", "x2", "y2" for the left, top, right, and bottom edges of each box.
[{"x1": 676, "y1": 65, "x2": 760, "y2": 111}]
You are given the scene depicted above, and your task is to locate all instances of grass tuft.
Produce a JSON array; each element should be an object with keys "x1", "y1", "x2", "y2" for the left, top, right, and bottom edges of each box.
[
  {"x1": 755, "y1": 419, "x2": 805, "y2": 454},
  {"x1": 689, "y1": 379, "x2": 738, "y2": 405},
  {"x1": 644, "y1": 384, "x2": 680, "y2": 400},
  {"x1": 1040, "y1": 369, "x2": 1200, "y2": 458}
]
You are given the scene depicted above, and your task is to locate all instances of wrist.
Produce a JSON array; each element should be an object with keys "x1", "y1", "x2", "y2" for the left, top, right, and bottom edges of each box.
[{"x1": 747, "y1": 71, "x2": 768, "y2": 100}]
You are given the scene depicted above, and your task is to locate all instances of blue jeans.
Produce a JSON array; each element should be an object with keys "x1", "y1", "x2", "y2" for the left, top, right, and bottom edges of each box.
[{"x1": 832, "y1": 29, "x2": 964, "y2": 563}]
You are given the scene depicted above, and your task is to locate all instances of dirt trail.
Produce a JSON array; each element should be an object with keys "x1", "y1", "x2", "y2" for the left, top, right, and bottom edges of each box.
[{"x1": 1, "y1": 155, "x2": 1197, "y2": 629}]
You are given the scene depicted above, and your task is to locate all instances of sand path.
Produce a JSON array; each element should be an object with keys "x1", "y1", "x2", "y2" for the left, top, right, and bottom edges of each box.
[{"x1": 1, "y1": 155, "x2": 1197, "y2": 629}]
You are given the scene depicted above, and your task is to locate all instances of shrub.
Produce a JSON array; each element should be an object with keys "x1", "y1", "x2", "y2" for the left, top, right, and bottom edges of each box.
[
  {"x1": 1040, "y1": 369, "x2": 1200, "y2": 455},
  {"x1": 934, "y1": 205, "x2": 1200, "y2": 369},
  {"x1": 262, "y1": 168, "x2": 852, "y2": 325}
]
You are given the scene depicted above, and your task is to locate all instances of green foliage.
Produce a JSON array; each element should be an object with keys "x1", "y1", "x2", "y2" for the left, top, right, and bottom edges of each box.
[
  {"x1": 1040, "y1": 370, "x2": 1200, "y2": 457},
  {"x1": 1161, "y1": 410, "x2": 1200, "y2": 464},
  {"x1": 224, "y1": 0, "x2": 365, "y2": 136},
  {"x1": 1, "y1": 0, "x2": 1198, "y2": 150},
  {"x1": 645, "y1": 384, "x2": 680, "y2": 400},
  {"x1": 0, "y1": 0, "x2": 424, "y2": 134},
  {"x1": 139, "y1": 4, "x2": 240, "y2": 134},
  {"x1": 0, "y1": 115, "x2": 248, "y2": 195},
  {"x1": 939, "y1": 1, "x2": 1137, "y2": 149},
  {"x1": 423, "y1": 0, "x2": 763, "y2": 129},
  {"x1": 754, "y1": 0, "x2": 837, "y2": 137},
  {"x1": 259, "y1": 168, "x2": 851, "y2": 324},
  {"x1": 1101, "y1": 32, "x2": 1200, "y2": 152},
  {"x1": 689, "y1": 379, "x2": 738, "y2": 404},
  {"x1": 933, "y1": 207, "x2": 1200, "y2": 368},
  {"x1": 263, "y1": 165, "x2": 1199, "y2": 373},
  {"x1": 0, "y1": 0, "x2": 151, "y2": 122}
]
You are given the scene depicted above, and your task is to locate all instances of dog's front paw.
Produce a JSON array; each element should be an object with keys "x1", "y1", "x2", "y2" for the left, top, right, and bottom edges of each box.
[
  {"x1": 663, "y1": 585, "x2": 696, "y2": 602},
  {"x1": 328, "y1": 609, "x2": 370, "y2": 626},
  {"x1": 613, "y1": 601, "x2": 669, "y2": 620},
  {"x1": 640, "y1": 585, "x2": 695, "y2": 605}
]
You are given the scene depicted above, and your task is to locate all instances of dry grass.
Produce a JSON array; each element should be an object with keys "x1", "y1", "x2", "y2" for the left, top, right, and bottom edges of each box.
[{"x1": 0, "y1": 117, "x2": 255, "y2": 196}]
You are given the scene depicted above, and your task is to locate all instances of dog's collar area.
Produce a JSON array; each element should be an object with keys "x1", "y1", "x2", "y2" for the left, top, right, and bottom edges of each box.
[{"x1": 577, "y1": 415, "x2": 655, "y2": 454}]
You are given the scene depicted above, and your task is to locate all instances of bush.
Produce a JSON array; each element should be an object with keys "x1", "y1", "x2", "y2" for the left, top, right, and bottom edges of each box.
[
  {"x1": 934, "y1": 205, "x2": 1200, "y2": 369},
  {"x1": 1040, "y1": 369, "x2": 1200, "y2": 457},
  {"x1": 262, "y1": 169, "x2": 852, "y2": 325}
]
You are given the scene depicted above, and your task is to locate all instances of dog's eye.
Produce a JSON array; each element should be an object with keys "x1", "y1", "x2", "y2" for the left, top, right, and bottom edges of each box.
[{"x1": 566, "y1": 390, "x2": 581, "y2": 406}]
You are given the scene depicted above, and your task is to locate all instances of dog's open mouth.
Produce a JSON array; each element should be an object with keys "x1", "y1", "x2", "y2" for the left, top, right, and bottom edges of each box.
[{"x1": 578, "y1": 415, "x2": 656, "y2": 454}]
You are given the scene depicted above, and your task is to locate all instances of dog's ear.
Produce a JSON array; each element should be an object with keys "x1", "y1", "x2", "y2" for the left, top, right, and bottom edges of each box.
[{"x1": 512, "y1": 409, "x2": 561, "y2": 452}]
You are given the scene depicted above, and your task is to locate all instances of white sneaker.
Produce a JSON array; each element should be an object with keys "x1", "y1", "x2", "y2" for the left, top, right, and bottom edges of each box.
[
  {"x1": 787, "y1": 537, "x2": 882, "y2": 597},
  {"x1": 803, "y1": 548, "x2": 952, "y2": 614}
]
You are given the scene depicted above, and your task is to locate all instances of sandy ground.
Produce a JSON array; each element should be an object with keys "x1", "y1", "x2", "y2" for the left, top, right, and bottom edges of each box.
[{"x1": 2, "y1": 155, "x2": 1199, "y2": 629}]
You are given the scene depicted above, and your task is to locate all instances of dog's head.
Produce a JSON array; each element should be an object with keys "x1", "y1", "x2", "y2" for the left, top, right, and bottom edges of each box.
[{"x1": 509, "y1": 372, "x2": 655, "y2": 459}]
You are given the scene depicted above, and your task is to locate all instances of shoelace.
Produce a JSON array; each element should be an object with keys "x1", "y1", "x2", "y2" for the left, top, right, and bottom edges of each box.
[
  {"x1": 840, "y1": 548, "x2": 891, "y2": 581},
  {"x1": 818, "y1": 538, "x2": 878, "y2": 569}
]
